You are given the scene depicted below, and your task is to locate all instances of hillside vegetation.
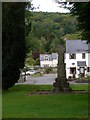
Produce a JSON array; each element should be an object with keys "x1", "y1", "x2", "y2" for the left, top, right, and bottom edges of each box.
[{"x1": 25, "y1": 12, "x2": 81, "y2": 66}]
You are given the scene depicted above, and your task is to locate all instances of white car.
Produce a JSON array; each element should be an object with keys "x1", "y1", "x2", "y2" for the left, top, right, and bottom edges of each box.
[
  {"x1": 21, "y1": 72, "x2": 25, "y2": 76},
  {"x1": 26, "y1": 70, "x2": 36, "y2": 75}
]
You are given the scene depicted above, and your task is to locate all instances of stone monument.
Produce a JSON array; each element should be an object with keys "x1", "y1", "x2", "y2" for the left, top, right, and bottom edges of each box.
[{"x1": 52, "y1": 45, "x2": 72, "y2": 93}]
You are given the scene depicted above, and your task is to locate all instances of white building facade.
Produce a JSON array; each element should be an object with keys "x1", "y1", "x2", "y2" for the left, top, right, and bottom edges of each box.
[
  {"x1": 64, "y1": 40, "x2": 90, "y2": 79},
  {"x1": 40, "y1": 53, "x2": 58, "y2": 68},
  {"x1": 87, "y1": 52, "x2": 90, "y2": 76}
]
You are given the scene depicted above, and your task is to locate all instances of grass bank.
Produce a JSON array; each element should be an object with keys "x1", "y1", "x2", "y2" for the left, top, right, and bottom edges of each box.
[{"x1": 2, "y1": 84, "x2": 89, "y2": 118}]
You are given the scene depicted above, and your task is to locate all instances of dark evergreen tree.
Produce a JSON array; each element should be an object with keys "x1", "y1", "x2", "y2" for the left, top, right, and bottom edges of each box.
[{"x1": 2, "y1": 3, "x2": 26, "y2": 89}]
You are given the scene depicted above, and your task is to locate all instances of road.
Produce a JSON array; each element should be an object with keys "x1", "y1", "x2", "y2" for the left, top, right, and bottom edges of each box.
[
  {"x1": 17, "y1": 74, "x2": 57, "y2": 85},
  {"x1": 16, "y1": 74, "x2": 89, "y2": 85}
]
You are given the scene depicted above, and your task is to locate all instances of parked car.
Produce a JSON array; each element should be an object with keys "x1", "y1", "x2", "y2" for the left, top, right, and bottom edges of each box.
[
  {"x1": 21, "y1": 72, "x2": 25, "y2": 76},
  {"x1": 26, "y1": 70, "x2": 36, "y2": 75}
]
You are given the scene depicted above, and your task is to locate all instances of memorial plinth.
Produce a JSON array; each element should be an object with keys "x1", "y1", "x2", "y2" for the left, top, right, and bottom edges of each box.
[{"x1": 52, "y1": 45, "x2": 72, "y2": 93}]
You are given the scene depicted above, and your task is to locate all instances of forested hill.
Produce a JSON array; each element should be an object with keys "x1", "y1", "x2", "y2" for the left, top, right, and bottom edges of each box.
[{"x1": 25, "y1": 12, "x2": 81, "y2": 65}]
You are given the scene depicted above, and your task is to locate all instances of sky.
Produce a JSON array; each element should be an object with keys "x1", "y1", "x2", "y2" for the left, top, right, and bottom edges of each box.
[{"x1": 30, "y1": 0, "x2": 70, "y2": 13}]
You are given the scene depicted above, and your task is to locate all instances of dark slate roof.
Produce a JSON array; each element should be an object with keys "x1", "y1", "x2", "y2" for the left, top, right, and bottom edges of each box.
[
  {"x1": 66, "y1": 40, "x2": 89, "y2": 53},
  {"x1": 88, "y1": 44, "x2": 90, "y2": 52},
  {"x1": 77, "y1": 61, "x2": 86, "y2": 66},
  {"x1": 52, "y1": 53, "x2": 58, "y2": 59},
  {"x1": 40, "y1": 54, "x2": 52, "y2": 61},
  {"x1": 40, "y1": 53, "x2": 58, "y2": 61}
]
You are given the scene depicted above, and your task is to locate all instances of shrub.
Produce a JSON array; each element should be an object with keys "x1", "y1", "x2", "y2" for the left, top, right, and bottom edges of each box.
[
  {"x1": 83, "y1": 76, "x2": 90, "y2": 81},
  {"x1": 45, "y1": 67, "x2": 52, "y2": 74},
  {"x1": 73, "y1": 74, "x2": 75, "y2": 78},
  {"x1": 68, "y1": 76, "x2": 72, "y2": 79},
  {"x1": 88, "y1": 76, "x2": 90, "y2": 80}
]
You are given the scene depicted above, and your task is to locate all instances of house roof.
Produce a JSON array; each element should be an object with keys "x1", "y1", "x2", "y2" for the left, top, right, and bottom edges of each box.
[
  {"x1": 52, "y1": 53, "x2": 58, "y2": 59},
  {"x1": 66, "y1": 40, "x2": 89, "y2": 53},
  {"x1": 40, "y1": 53, "x2": 58, "y2": 61}
]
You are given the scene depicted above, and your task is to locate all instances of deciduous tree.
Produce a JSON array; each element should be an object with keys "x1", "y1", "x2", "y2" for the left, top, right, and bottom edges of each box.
[{"x1": 70, "y1": 2, "x2": 90, "y2": 43}]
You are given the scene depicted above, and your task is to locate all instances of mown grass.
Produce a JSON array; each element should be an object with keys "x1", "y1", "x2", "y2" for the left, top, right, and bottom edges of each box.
[{"x1": 2, "y1": 84, "x2": 89, "y2": 118}]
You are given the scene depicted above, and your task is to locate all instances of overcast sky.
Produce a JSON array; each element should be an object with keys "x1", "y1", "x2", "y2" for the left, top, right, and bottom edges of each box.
[{"x1": 31, "y1": 0, "x2": 70, "y2": 13}]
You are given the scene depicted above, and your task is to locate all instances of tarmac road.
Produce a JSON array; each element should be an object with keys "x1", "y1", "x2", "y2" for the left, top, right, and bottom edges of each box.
[
  {"x1": 17, "y1": 74, "x2": 57, "y2": 85},
  {"x1": 16, "y1": 74, "x2": 89, "y2": 85},
  {"x1": 25, "y1": 74, "x2": 57, "y2": 85}
]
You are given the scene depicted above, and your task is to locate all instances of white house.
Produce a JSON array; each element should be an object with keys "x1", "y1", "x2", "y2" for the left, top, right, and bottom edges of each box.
[
  {"x1": 64, "y1": 40, "x2": 90, "y2": 79},
  {"x1": 40, "y1": 53, "x2": 58, "y2": 67}
]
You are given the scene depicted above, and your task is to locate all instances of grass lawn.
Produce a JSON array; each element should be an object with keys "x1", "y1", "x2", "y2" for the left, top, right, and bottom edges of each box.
[{"x1": 2, "y1": 84, "x2": 89, "y2": 118}]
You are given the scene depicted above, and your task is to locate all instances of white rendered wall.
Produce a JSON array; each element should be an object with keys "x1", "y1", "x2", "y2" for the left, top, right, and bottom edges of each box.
[
  {"x1": 88, "y1": 53, "x2": 90, "y2": 66},
  {"x1": 40, "y1": 60, "x2": 52, "y2": 67},
  {"x1": 40, "y1": 59, "x2": 58, "y2": 68},
  {"x1": 87, "y1": 53, "x2": 90, "y2": 76},
  {"x1": 52, "y1": 59, "x2": 58, "y2": 67},
  {"x1": 65, "y1": 52, "x2": 88, "y2": 79}
]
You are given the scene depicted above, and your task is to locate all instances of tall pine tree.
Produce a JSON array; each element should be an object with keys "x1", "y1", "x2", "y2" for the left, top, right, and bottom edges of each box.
[{"x1": 2, "y1": 3, "x2": 26, "y2": 89}]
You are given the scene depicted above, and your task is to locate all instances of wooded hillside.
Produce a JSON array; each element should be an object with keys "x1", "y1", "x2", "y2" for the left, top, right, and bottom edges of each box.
[{"x1": 25, "y1": 11, "x2": 81, "y2": 66}]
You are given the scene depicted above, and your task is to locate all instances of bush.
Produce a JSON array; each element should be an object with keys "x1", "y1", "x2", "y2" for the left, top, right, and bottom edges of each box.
[
  {"x1": 45, "y1": 67, "x2": 52, "y2": 74},
  {"x1": 88, "y1": 76, "x2": 90, "y2": 80},
  {"x1": 82, "y1": 76, "x2": 90, "y2": 81},
  {"x1": 73, "y1": 74, "x2": 75, "y2": 78},
  {"x1": 68, "y1": 76, "x2": 72, "y2": 79}
]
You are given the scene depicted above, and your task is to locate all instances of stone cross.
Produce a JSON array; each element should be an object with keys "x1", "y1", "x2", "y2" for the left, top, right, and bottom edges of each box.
[{"x1": 52, "y1": 45, "x2": 72, "y2": 93}]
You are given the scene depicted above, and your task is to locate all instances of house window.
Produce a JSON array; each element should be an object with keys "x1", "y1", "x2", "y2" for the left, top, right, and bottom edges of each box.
[
  {"x1": 69, "y1": 53, "x2": 76, "y2": 59},
  {"x1": 87, "y1": 67, "x2": 90, "y2": 72},
  {"x1": 44, "y1": 64, "x2": 49, "y2": 67},
  {"x1": 44, "y1": 56, "x2": 49, "y2": 61},
  {"x1": 72, "y1": 63, "x2": 75, "y2": 65},
  {"x1": 70, "y1": 68, "x2": 76, "y2": 74},
  {"x1": 82, "y1": 53, "x2": 86, "y2": 59}
]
